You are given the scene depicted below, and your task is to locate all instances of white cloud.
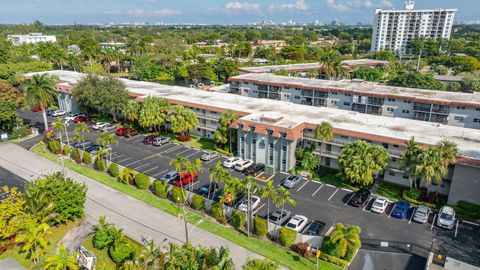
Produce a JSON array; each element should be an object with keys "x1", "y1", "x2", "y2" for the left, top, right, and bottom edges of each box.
[
  {"x1": 127, "y1": 9, "x2": 147, "y2": 16},
  {"x1": 126, "y1": 9, "x2": 182, "y2": 16},
  {"x1": 269, "y1": 0, "x2": 309, "y2": 11},
  {"x1": 326, "y1": 0, "x2": 349, "y2": 12},
  {"x1": 326, "y1": 0, "x2": 394, "y2": 12},
  {"x1": 105, "y1": 10, "x2": 122, "y2": 15},
  {"x1": 224, "y1": 1, "x2": 261, "y2": 13}
]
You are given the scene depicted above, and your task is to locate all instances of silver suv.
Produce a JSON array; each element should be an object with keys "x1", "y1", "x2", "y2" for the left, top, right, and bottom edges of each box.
[{"x1": 153, "y1": 136, "x2": 170, "y2": 146}]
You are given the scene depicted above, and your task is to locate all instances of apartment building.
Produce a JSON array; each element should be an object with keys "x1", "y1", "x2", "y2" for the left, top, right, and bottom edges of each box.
[
  {"x1": 371, "y1": 1, "x2": 456, "y2": 55},
  {"x1": 229, "y1": 73, "x2": 480, "y2": 129},
  {"x1": 7, "y1": 33, "x2": 57, "y2": 46},
  {"x1": 28, "y1": 70, "x2": 480, "y2": 204}
]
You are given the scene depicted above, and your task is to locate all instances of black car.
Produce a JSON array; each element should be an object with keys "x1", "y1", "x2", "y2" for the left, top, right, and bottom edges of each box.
[
  {"x1": 350, "y1": 189, "x2": 371, "y2": 207},
  {"x1": 301, "y1": 220, "x2": 326, "y2": 236},
  {"x1": 246, "y1": 163, "x2": 265, "y2": 175},
  {"x1": 212, "y1": 188, "x2": 224, "y2": 202},
  {"x1": 197, "y1": 182, "x2": 219, "y2": 198}
]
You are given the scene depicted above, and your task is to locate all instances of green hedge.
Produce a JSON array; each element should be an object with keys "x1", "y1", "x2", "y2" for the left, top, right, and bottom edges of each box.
[
  {"x1": 320, "y1": 253, "x2": 349, "y2": 268},
  {"x1": 48, "y1": 140, "x2": 61, "y2": 154},
  {"x1": 191, "y1": 194, "x2": 204, "y2": 210},
  {"x1": 171, "y1": 186, "x2": 186, "y2": 203},
  {"x1": 83, "y1": 152, "x2": 92, "y2": 165},
  {"x1": 95, "y1": 157, "x2": 106, "y2": 171},
  {"x1": 253, "y1": 216, "x2": 268, "y2": 237},
  {"x1": 108, "y1": 240, "x2": 135, "y2": 264},
  {"x1": 70, "y1": 148, "x2": 81, "y2": 163},
  {"x1": 210, "y1": 202, "x2": 223, "y2": 219},
  {"x1": 109, "y1": 163, "x2": 119, "y2": 177},
  {"x1": 279, "y1": 227, "x2": 297, "y2": 248},
  {"x1": 231, "y1": 210, "x2": 245, "y2": 229},
  {"x1": 215, "y1": 147, "x2": 232, "y2": 157},
  {"x1": 134, "y1": 173, "x2": 150, "y2": 190},
  {"x1": 402, "y1": 190, "x2": 436, "y2": 209},
  {"x1": 62, "y1": 145, "x2": 70, "y2": 156},
  {"x1": 153, "y1": 180, "x2": 168, "y2": 198},
  {"x1": 453, "y1": 200, "x2": 480, "y2": 220}
]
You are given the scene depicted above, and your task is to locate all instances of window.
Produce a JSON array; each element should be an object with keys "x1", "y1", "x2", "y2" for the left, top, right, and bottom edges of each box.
[
  {"x1": 340, "y1": 135, "x2": 348, "y2": 139},
  {"x1": 473, "y1": 118, "x2": 480, "y2": 123},
  {"x1": 387, "y1": 107, "x2": 394, "y2": 112},
  {"x1": 454, "y1": 116, "x2": 464, "y2": 122},
  {"x1": 476, "y1": 108, "x2": 480, "y2": 111},
  {"x1": 332, "y1": 92, "x2": 338, "y2": 95},
  {"x1": 389, "y1": 171, "x2": 395, "y2": 176},
  {"x1": 252, "y1": 139, "x2": 256, "y2": 144},
  {"x1": 344, "y1": 93, "x2": 352, "y2": 97},
  {"x1": 388, "y1": 98, "x2": 396, "y2": 102},
  {"x1": 403, "y1": 100, "x2": 411, "y2": 104},
  {"x1": 402, "y1": 110, "x2": 410, "y2": 114},
  {"x1": 343, "y1": 102, "x2": 351, "y2": 106},
  {"x1": 253, "y1": 90, "x2": 257, "y2": 93},
  {"x1": 331, "y1": 100, "x2": 338, "y2": 105},
  {"x1": 393, "y1": 144, "x2": 399, "y2": 148},
  {"x1": 295, "y1": 96, "x2": 301, "y2": 99},
  {"x1": 456, "y1": 106, "x2": 466, "y2": 110},
  {"x1": 244, "y1": 90, "x2": 249, "y2": 93}
]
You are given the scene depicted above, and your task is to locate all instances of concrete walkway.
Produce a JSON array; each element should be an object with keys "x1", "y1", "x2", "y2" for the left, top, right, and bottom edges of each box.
[{"x1": 0, "y1": 143, "x2": 263, "y2": 268}]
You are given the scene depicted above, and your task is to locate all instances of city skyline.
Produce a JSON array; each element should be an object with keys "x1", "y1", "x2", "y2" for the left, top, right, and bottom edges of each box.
[{"x1": 1, "y1": 0, "x2": 479, "y2": 25}]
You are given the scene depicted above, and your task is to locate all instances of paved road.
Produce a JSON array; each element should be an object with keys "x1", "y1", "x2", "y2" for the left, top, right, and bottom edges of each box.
[
  {"x1": 17, "y1": 110, "x2": 480, "y2": 267},
  {"x1": 0, "y1": 143, "x2": 263, "y2": 269}
]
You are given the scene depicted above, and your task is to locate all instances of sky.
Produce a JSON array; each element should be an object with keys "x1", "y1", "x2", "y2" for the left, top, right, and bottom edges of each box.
[{"x1": 1, "y1": 0, "x2": 479, "y2": 25}]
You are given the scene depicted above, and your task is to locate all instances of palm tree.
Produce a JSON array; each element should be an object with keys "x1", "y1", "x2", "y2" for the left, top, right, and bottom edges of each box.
[
  {"x1": 208, "y1": 161, "x2": 230, "y2": 199},
  {"x1": 436, "y1": 140, "x2": 458, "y2": 168},
  {"x1": 119, "y1": 167, "x2": 136, "y2": 185},
  {"x1": 242, "y1": 175, "x2": 258, "y2": 237},
  {"x1": 138, "y1": 97, "x2": 169, "y2": 133},
  {"x1": 22, "y1": 74, "x2": 58, "y2": 131},
  {"x1": 319, "y1": 49, "x2": 346, "y2": 80},
  {"x1": 134, "y1": 239, "x2": 164, "y2": 269},
  {"x1": 168, "y1": 105, "x2": 198, "y2": 139},
  {"x1": 314, "y1": 121, "x2": 334, "y2": 165},
  {"x1": 97, "y1": 130, "x2": 119, "y2": 165},
  {"x1": 123, "y1": 101, "x2": 141, "y2": 126},
  {"x1": 16, "y1": 219, "x2": 52, "y2": 264},
  {"x1": 74, "y1": 122, "x2": 88, "y2": 151},
  {"x1": 261, "y1": 180, "x2": 277, "y2": 226},
  {"x1": 24, "y1": 181, "x2": 54, "y2": 222},
  {"x1": 219, "y1": 110, "x2": 239, "y2": 153},
  {"x1": 330, "y1": 223, "x2": 362, "y2": 258},
  {"x1": 275, "y1": 186, "x2": 296, "y2": 220},
  {"x1": 170, "y1": 155, "x2": 188, "y2": 191},
  {"x1": 184, "y1": 158, "x2": 203, "y2": 191},
  {"x1": 44, "y1": 244, "x2": 79, "y2": 270},
  {"x1": 401, "y1": 137, "x2": 423, "y2": 189}
]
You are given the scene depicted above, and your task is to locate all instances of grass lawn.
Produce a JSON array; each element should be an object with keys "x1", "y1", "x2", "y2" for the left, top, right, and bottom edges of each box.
[
  {"x1": 166, "y1": 133, "x2": 216, "y2": 152},
  {"x1": 374, "y1": 181, "x2": 405, "y2": 202},
  {"x1": 0, "y1": 219, "x2": 82, "y2": 268},
  {"x1": 32, "y1": 144, "x2": 341, "y2": 270},
  {"x1": 316, "y1": 174, "x2": 358, "y2": 191}
]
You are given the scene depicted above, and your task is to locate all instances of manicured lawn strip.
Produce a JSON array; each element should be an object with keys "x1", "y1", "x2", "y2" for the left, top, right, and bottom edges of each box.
[
  {"x1": 32, "y1": 145, "x2": 341, "y2": 270},
  {"x1": 0, "y1": 219, "x2": 82, "y2": 268},
  {"x1": 316, "y1": 174, "x2": 358, "y2": 191},
  {"x1": 375, "y1": 181, "x2": 405, "y2": 202},
  {"x1": 166, "y1": 133, "x2": 216, "y2": 152}
]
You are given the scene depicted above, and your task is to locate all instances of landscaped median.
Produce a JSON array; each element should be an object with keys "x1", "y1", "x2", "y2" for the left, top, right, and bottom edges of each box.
[{"x1": 31, "y1": 144, "x2": 342, "y2": 270}]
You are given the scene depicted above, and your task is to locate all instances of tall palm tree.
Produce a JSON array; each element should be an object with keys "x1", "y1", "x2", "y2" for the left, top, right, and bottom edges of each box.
[
  {"x1": 330, "y1": 223, "x2": 362, "y2": 258},
  {"x1": 97, "y1": 130, "x2": 119, "y2": 165},
  {"x1": 318, "y1": 49, "x2": 346, "y2": 80},
  {"x1": 74, "y1": 122, "x2": 88, "y2": 151},
  {"x1": 242, "y1": 175, "x2": 258, "y2": 237},
  {"x1": 415, "y1": 147, "x2": 445, "y2": 189},
  {"x1": 16, "y1": 219, "x2": 52, "y2": 264},
  {"x1": 436, "y1": 140, "x2": 458, "y2": 168},
  {"x1": 275, "y1": 186, "x2": 296, "y2": 220},
  {"x1": 261, "y1": 180, "x2": 277, "y2": 226},
  {"x1": 401, "y1": 137, "x2": 423, "y2": 189},
  {"x1": 139, "y1": 97, "x2": 168, "y2": 133},
  {"x1": 123, "y1": 101, "x2": 141, "y2": 126},
  {"x1": 219, "y1": 110, "x2": 239, "y2": 153},
  {"x1": 24, "y1": 181, "x2": 54, "y2": 221},
  {"x1": 44, "y1": 244, "x2": 79, "y2": 270},
  {"x1": 184, "y1": 158, "x2": 203, "y2": 191},
  {"x1": 22, "y1": 74, "x2": 58, "y2": 131},
  {"x1": 314, "y1": 121, "x2": 334, "y2": 165},
  {"x1": 208, "y1": 161, "x2": 230, "y2": 199}
]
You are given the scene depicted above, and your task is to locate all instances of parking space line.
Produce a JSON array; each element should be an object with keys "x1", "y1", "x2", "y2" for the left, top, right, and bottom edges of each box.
[
  {"x1": 341, "y1": 188, "x2": 353, "y2": 192},
  {"x1": 345, "y1": 193, "x2": 354, "y2": 206},
  {"x1": 462, "y1": 220, "x2": 480, "y2": 226},
  {"x1": 409, "y1": 208, "x2": 416, "y2": 224},
  {"x1": 311, "y1": 184, "x2": 325, "y2": 197},
  {"x1": 388, "y1": 204, "x2": 395, "y2": 218},
  {"x1": 153, "y1": 169, "x2": 169, "y2": 179},
  {"x1": 328, "y1": 188, "x2": 339, "y2": 201},
  {"x1": 363, "y1": 197, "x2": 374, "y2": 212},
  {"x1": 325, "y1": 184, "x2": 335, "y2": 188},
  {"x1": 454, "y1": 219, "x2": 459, "y2": 238},
  {"x1": 165, "y1": 145, "x2": 182, "y2": 153},
  {"x1": 143, "y1": 166, "x2": 159, "y2": 174},
  {"x1": 176, "y1": 148, "x2": 193, "y2": 156},
  {"x1": 112, "y1": 153, "x2": 125, "y2": 160},
  {"x1": 117, "y1": 157, "x2": 132, "y2": 163},
  {"x1": 155, "y1": 143, "x2": 172, "y2": 149},
  {"x1": 185, "y1": 150, "x2": 200, "y2": 158},
  {"x1": 134, "y1": 162, "x2": 152, "y2": 170},
  {"x1": 279, "y1": 172, "x2": 289, "y2": 176},
  {"x1": 253, "y1": 203, "x2": 265, "y2": 215},
  {"x1": 296, "y1": 180, "x2": 310, "y2": 192},
  {"x1": 124, "y1": 159, "x2": 143, "y2": 167},
  {"x1": 431, "y1": 214, "x2": 437, "y2": 230}
]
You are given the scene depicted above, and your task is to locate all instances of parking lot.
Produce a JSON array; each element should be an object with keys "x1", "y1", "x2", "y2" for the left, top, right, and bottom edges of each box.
[{"x1": 19, "y1": 110, "x2": 480, "y2": 267}]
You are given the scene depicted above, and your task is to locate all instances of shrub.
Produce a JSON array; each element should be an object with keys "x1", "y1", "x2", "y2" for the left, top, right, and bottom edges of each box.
[
  {"x1": 243, "y1": 258, "x2": 279, "y2": 270},
  {"x1": 83, "y1": 152, "x2": 92, "y2": 165},
  {"x1": 108, "y1": 240, "x2": 135, "y2": 264},
  {"x1": 48, "y1": 140, "x2": 61, "y2": 154},
  {"x1": 321, "y1": 236, "x2": 341, "y2": 258},
  {"x1": 253, "y1": 216, "x2": 268, "y2": 237},
  {"x1": 109, "y1": 163, "x2": 119, "y2": 177},
  {"x1": 70, "y1": 148, "x2": 81, "y2": 163},
  {"x1": 153, "y1": 180, "x2": 168, "y2": 198},
  {"x1": 95, "y1": 157, "x2": 106, "y2": 171},
  {"x1": 134, "y1": 173, "x2": 150, "y2": 190},
  {"x1": 320, "y1": 253, "x2": 349, "y2": 268},
  {"x1": 279, "y1": 227, "x2": 297, "y2": 248},
  {"x1": 231, "y1": 210, "x2": 245, "y2": 229},
  {"x1": 454, "y1": 201, "x2": 480, "y2": 220},
  {"x1": 293, "y1": 242, "x2": 312, "y2": 257},
  {"x1": 178, "y1": 135, "x2": 191, "y2": 141},
  {"x1": 210, "y1": 202, "x2": 224, "y2": 219},
  {"x1": 191, "y1": 194, "x2": 204, "y2": 210},
  {"x1": 402, "y1": 190, "x2": 436, "y2": 209},
  {"x1": 62, "y1": 145, "x2": 70, "y2": 156},
  {"x1": 344, "y1": 248, "x2": 355, "y2": 262},
  {"x1": 92, "y1": 227, "x2": 121, "y2": 250},
  {"x1": 171, "y1": 186, "x2": 186, "y2": 203},
  {"x1": 406, "y1": 188, "x2": 421, "y2": 200}
]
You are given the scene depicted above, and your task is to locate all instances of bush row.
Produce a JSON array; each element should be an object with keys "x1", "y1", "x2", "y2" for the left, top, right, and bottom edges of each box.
[{"x1": 402, "y1": 190, "x2": 436, "y2": 209}]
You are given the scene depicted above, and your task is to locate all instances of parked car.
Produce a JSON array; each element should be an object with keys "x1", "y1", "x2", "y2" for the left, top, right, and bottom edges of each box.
[
  {"x1": 391, "y1": 201, "x2": 410, "y2": 219},
  {"x1": 31, "y1": 106, "x2": 47, "y2": 112},
  {"x1": 437, "y1": 206, "x2": 455, "y2": 229},
  {"x1": 413, "y1": 205, "x2": 431, "y2": 224},
  {"x1": 237, "y1": 196, "x2": 261, "y2": 212},
  {"x1": 170, "y1": 172, "x2": 198, "y2": 188},
  {"x1": 52, "y1": 110, "x2": 66, "y2": 117},
  {"x1": 301, "y1": 220, "x2": 326, "y2": 236},
  {"x1": 76, "y1": 140, "x2": 93, "y2": 149},
  {"x1": 124, "y1": 128, "x2": 138, "y2": 138},
  {"x1": 64, "y1": 113, "x2": 85, "y2": 122},
  {"x1": 73, "y1": 116, "x2": 88, "y2": 123},
  {"x1": 286, "y1": 215, "x2": 309, "y2": 232},
  {"x1": 212, "y1": 188, "x2": 224, "y2": 202},
  {"x1": 350, "y1": 189, "x2": 371, "y2": 207},
  {"x1": 160, "y1": 171, "x2": 178, "y2": 182},
  {"x1": 201, "y1": 151, "x2": 220, "y2": 161},
  {"x1": 268, "y1": 209, "x2": 292, "y2": 225},
  {"x1": 234, "y1": 159, "x2": 254, "y2": 172},
  {"x1": 46, "y1": 109, "x2": 55, "y2": 116},
  {"x1": 246, "y1": 163, "x2": 265, "y2": 175},
  {"x1": 152, "y1": 136, "x2": 170, "y2": 146},
  {"x1": 282, "y1": 174, "x2": 303, "y2": 189},
  {"x1": 371, "y1": 197, "x2": 389, "y2": 214},
  {"x1": 92, "y1": 122, "x2": 108, "y2": 130},
  {"x1": 115, "y1": 128, "x2": 127, "y2": 136},
  {"x1": 197, "y1": 182, "x2": 219, "y2": 198},
  {"x1": 222, "y1": 157, "x2": 242, "y2": 168},
  {"x1": 100, "y1": 123, "x2": 116, "y2": 131},
  {"x1": 88, "y1": 145, "x2": 112, "y2": 155},
  {"x1": 143, "y1": 135, "x2": 156, "y2": 145}
]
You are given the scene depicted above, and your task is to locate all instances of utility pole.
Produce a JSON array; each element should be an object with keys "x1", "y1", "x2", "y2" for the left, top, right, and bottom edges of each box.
[
  {"x1": 183, "y1": 205, "x2": 189, "y2": 244},
  {"x1": 246, "y1": 182, "x2": 251, "y2": 237}
]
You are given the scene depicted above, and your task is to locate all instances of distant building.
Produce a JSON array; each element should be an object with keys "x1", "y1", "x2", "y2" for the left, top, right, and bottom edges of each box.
[
  {"x1": 99, "y1": 42, "x2": 127, "y2": 53},
  {"x1": 7, "y1": 33, "x2": 56, "y2": 46},
  {"x1": 371, "y1": 1, "x2": 456, "y2": 55}
]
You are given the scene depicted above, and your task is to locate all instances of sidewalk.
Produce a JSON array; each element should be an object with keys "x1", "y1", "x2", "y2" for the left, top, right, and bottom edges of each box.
[{"x1": 0, "y1": 143, "x2": 263, "y2": 268}]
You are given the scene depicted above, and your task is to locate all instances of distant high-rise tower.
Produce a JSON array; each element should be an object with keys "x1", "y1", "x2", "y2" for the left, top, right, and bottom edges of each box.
[{"x1": 371, "y1": 1, "x2": 457, "y2": 55}]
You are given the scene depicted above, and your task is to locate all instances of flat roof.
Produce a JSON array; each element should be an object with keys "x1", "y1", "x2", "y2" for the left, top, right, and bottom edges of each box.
[
  {"x1": 230, "y1": 73, "x2": 480, "y2": 106},
  {"x1": 238, "y1": 59, "x2": 389, "y2": 73},
  {"x1": 27, "y1": 70, "x2": 480, "y2": 160}
]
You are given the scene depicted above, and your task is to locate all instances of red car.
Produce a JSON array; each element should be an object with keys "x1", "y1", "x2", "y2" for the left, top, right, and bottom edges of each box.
[
  {"x1": 143, "y1": 135, "x2": 155, "y2": 145},
  {"x1": 115, "y1": 128, "x2": 127, "y2": 136},
  {"x1": 31, "y1": 106, "x2": 48, "y2": 112},
  {"x1": 72, "y1": 116, "x2": 88, "y2": 123},
  {"x1": 170, "y1": 172, "x2": 199, "y2": 187},
  {"x1": 124, "y1": 128, "x2": 138, "y2": 138}
]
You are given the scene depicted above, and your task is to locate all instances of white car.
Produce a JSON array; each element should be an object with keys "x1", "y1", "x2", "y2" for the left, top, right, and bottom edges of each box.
[
  {"x1": 371, "y1": 197, "x2": 389, "y2": 214},
  {"x1": 234, "y1": 159, "x2": 254, "y2": 171},
  {"x1": 92, "y1": 122, "x2": 108, "y2": 130},
  {"x1": 437, "y1": 206, "x2": 455, "y2": 229},
  {"x1": 64, "y1": 113, "x2": 85, "y2": 122},
  {"x1": 223, "y1": 157, "x2": 242, "y2": 168},
  {"x1": 237, "y1": 195, "x2": 260, "y2": 212},
  {"x1": 52, "y1": 110, "x2": 66, "y2": 117},
  {"x1": 285, "y1": 215, "x2": 308, "y2": 232}
]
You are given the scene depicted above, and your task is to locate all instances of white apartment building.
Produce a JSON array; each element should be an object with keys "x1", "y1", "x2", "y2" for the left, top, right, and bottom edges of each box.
[
  {"x1": 7, "y1": 33, "x2": 57, "y2": 46},
  {"x1": 371, "y1": 1, "x2": 456, "y2": 55}
]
